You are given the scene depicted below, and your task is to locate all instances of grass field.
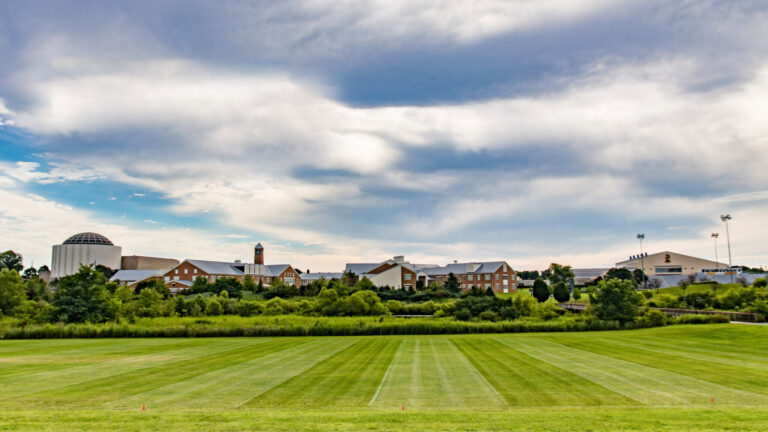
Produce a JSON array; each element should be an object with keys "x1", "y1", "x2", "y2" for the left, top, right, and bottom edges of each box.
[{"x1": 2, "y1": 324, "x2": 768, "y2": 430}]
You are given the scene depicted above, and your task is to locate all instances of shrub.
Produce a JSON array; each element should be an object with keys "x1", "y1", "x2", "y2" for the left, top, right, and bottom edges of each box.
[
  {"x1": 552, "y1": 282, "x2": 570, "y2": 302},
  {"x1": 478, "y1": 311, "x2": 501, "y2": 321},
  {"x1": 636, "y1": 309, "x2": 668, "y2": 328},
  {"x1": 646, "y1": 293, "x2": 680, "y2": 308},
  {"x1": 753, "y1": 278, "x2": 767, "y2": 288},
  {"x1": 572, "y1": 288, "x2": 582, "y2": 301},
  {"x1": 205, "y1": 299, "x2": 223, "y2": 316},
  {"x1": 532, "y1": 278, "x2": 550, "y2": 303},
  {"x1": 535, "y1": 301, "x2": 565, "y2": 321},
  {"x1": 455, "y1": 308, "x2": 471, "y2": 321},
  {"x1": 674, "y1": 314, "x2": 729, "y2": 324}
]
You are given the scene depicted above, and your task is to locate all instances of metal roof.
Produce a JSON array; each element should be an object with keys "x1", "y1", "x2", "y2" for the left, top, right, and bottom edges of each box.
[
  {"x1": 345, "y1": 263, "x2": 379, "y2": 275},
  {"x1": 63, "y1": 232, "x2": 114, "y2": 246},
  {"x1": 300, "y1": 272, "x2": 344, "y2": 281},
  {"x1": 187, "y1": 260, "x2": 244, "y2": 276},
  {"x1": 423, "y1": 262, "x2": 506, "y2": 276},
  {"x1": 109, "y1": 269, "x2": 161, "y2": 283}
]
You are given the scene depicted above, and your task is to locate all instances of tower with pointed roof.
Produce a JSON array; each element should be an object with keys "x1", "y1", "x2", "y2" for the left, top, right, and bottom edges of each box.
[{"x1": 254, "y1": 243, "x2": 264, "y2": 265}]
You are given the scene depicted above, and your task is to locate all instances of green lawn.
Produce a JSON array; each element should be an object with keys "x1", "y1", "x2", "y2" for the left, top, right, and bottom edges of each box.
[{"x1": 2, "y1": 324, "x2": 768, "y2": 430}]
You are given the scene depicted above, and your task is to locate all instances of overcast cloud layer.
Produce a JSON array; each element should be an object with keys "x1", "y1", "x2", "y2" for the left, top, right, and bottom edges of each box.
[{"x1": 0, "y1": 0, "x2": 767, "y2": 270}]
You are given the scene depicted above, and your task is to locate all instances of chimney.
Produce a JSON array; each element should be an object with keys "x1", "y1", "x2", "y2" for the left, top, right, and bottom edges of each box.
[
  {"x1": 254, "y1": 243, "x2": 264, "y2": 265},
  {"x1": 453, "y1": 260, "x2": 458, "y2": 264},
  {"x1": 393, "y1": 255, "x2": 405, "y2": 263}
]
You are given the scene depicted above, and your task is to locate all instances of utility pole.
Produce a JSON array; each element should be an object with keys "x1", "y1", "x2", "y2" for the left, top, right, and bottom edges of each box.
[
  {"x1": 711, "y1": 233, "x2": 719, "y2": 271},
  {"x1": 637, "y1": 233, "x2": 646, "y2": 289},
  {"x1": 720, "y1": 215, "x2": 733, "y2": 283}
]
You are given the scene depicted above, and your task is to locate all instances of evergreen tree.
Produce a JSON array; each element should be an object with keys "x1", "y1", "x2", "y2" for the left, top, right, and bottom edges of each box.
[
  {"x1": 532, "y1": 278, "x2": 550, "y2": 303},
  {"x1": 552, "y1": 281, "x2": 570, "y2": 302},
  {"x1": 444, "y1": 273, "x2": 461, "y2": 296}
]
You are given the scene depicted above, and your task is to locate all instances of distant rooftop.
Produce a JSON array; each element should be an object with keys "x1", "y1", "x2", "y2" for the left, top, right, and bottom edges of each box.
[{"x1": 63, "y1": 232, "x2": 114, "y2": 246}]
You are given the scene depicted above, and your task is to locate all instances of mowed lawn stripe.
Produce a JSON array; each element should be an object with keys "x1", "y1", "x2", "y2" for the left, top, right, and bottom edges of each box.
[
  {"x1": 114, "y1": 337, "x2": 355, "y2": 409},
  {"x1": 456, "y1": 337, "x2": 634, "y2": 407},
  {"x1": 502, "y1": 337, "x2": 768, "y2": 406},
  {"x1": 251, "y1": 338, "x2": 400, "y2": 407},
  {"x1": 0, "y1": 339, "x2": 199, "y2": 379},
  {"x1": 545, "y1": 336, "x2": 768, "y2": 396},
  {"x1": 31, "y1": 339, "x2": 284, "y2": 407},
  {"x1": 368, "y1": 339, "x2": 405, "y2": 406},
  {"x1": 0, "y1": 340, "x2": 223, "y2": 401}
]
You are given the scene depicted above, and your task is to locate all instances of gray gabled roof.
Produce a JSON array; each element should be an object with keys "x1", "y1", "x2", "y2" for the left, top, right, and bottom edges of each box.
[
  {"x1": 573, "y1": 268, "x2": 610, "y2": 278},
  {"x1": 109, "y1": 269, "x2": 162, "y2": 283},
  {"x1": 345, "y1": 263, "x2": 379, "y2": 275},
  {"x1": 186, "y1": 260, "x2": 244, "y2": 276},
  {"x1": 265, "y1": 264, "x2": 291, "y2": 277},
  {"x1": 300, "y1": 272, "x2": 344, "y2": 281},
  {"x1": 423, "y1": 261, "x2": 507, "y2": 276}
]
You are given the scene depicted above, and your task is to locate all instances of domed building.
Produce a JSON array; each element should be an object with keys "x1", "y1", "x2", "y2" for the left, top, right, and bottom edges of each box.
[{"x1": 51, "y1": 232, "x2": 122, "y2": 279}]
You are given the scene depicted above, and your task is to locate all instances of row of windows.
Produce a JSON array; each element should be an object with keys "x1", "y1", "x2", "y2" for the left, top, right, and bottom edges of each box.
[
  {"x1": 459, "y1": 283, "x2": 502, "y2": 290},
  {"x1": 174, "y1": 268, "x2": 199, "y2": 275}
]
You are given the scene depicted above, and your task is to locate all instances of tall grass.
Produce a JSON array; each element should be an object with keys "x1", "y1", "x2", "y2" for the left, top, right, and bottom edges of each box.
[{"x1": 0, "y1": 315, "x2": 629, "y2": 339}]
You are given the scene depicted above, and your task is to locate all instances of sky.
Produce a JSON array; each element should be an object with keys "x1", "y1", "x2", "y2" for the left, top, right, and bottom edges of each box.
[{"x1": 0, "y1": 0, "x2": 767, "y2": 272}]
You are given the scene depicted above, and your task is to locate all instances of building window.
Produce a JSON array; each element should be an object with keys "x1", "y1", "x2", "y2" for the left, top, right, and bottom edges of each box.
[
  {"x1": 495, "y1": 274, "x2": 499, "y2": 280},
  {"x1": 164, "y1": 276, "x2": 170, "y2": 282},
  {"x1": 485, "y1": 284, "x2": 491, "y2": 289},
  {"x1": 468, "y1": 274, "x2": 474, "y2": 281},
  {"x1": 503, "y1": 264, "x2": 507, "y2": 272},
  {"x1": 503, "y1": 275, "x2": 508, "y2": 280},
  {"x1": 404, "y1": 273, "x2": 412, "y2": 280},
  {"x1": 184, "y1": 269, "x2": 188, "y2": 274},
  {"x1": 194, "y1": 269, "x2": 198, "y2": 274},
  {"x1": 175, "y1": 269, "x2": 179, "y2": 274},
  {"x1": 495, "y1": 283, "x2": 500, "y2": 290},
  {"x1": 485, "y1": 274, "x2": 490, "y2": 281},
  {"x1": 462, "y1": 275, "x2": 467, "y2": 281}
]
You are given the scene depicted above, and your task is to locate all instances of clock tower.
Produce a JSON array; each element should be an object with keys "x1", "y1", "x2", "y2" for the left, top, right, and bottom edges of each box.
[{"x1": 254, "y1": 243, "x2": 264, "y2": 265}]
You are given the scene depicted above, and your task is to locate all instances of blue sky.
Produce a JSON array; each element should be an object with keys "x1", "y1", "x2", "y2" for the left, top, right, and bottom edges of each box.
[{"x1": 1, "y1": 0, "x2": 767, "y2": 271}]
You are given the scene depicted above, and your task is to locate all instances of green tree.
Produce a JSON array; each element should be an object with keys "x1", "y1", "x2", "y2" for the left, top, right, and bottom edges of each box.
[
  {"x1": 256, "y1": 279, "x2": 264, "y2": 293},
  {"x1": 114, "y1": 285, "x2": 134, "y2": 303},
  {"x1": 94, "y1": 264, "x2": 117, "y2": 280},
  {"x1": 590, "y1": 279, "x2": 643, "y2": 324},
  {"x1": 545, "y1": 263, "x2": 574, "y2": 285},
  {"x1": 52, "y1": 265, "x2": 115, "y2": 323},
  {"x1": 317, "y1": 287, "x2": 340, "y2": 315},
  {"x1": 605, "y1": 267, "x2": 634, "y2": 281},
  {"x1": 532, "y1": 278, "x2": 550, "y2": 303},
  {"x1": 552, "y1": 281, "x2": 571, "y2": 302},
  {"x1": 173, "y1": 296, "x2": 189, "y2": 316},
  {"x1": 353, "y1": 276, "x2": 375, "y2": 292},
  {"x1": 22, "y1": 267, "x2": 38, "y2": 280},
  {"x1": 444, "y1": 273, "x2": 461, "y2": 296},
  {"x1": 205, "y1": 298, "x2": 223, "y2": 316},
  {"x1": 243, "y1": 275, "x2": 257, "y2": 292},
  {"x1": 0, "y1": 268, "x2": 26, "y2": 315},
  {"x1": 0, "y1": 250, "x2": 23, "y2": 272},
  {"x1": 24, "y1": 277, "x2": 50, "y2": 301},
  {"x1": 133, "y1": 289, "x2": 164, "y2": 317},
  {"x1": 135, "y1": 279, "x2": 171, "y2": 298},
  {"x1": 212, "y1": 277, "x2": 242, "y2": 298},
  {"x1": 572, "y1": 288, "x2": 582, "y2": 300},
  {"x1": 190, "y1": 276, "x2": 209, "y2": 294}
]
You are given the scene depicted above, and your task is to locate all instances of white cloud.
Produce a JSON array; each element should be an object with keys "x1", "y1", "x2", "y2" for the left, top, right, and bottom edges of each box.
[
  {"x1": 278, "y1": 0, "x2": 637, "y2": 45},
  {"x1": 3, "y1": 57, "x2": 768, "y2": 268},
  {"x1": 0, "y1": 161, "x2": 102, "y2": 184}
]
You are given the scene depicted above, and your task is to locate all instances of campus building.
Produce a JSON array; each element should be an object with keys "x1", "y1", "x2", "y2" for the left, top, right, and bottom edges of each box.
[
  {"x1": 616, "y1": 251, "x2": 727, "y2": 277},
  {"x1": 51, "y1": 232, "x2": 123, "y2": 279},
  {"x1": 158, "y1": 243, "x2": 299, "y2": 293},
  {"x1": 346, "y1": 256, "x2": 518, "y2": 293}
]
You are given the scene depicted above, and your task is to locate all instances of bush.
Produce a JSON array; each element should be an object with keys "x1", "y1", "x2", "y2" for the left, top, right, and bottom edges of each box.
[
  {"x1": 572, "y1": 288, "x2": 582, "y2": 301},
  {"x1": 455, "y1": 308, "x2": 471, "y2": 321},
  {"x1": 552, "y1": 282, "x2": 570, "y2": 302},
  {"x1": 478, "y1": 311, "x2": 501, "y2": 321},
  {"x1": 753, "y1": 278, "x2": 767, "y2": 288},
  {"x1": 636, "y1": 309, "x2": 668, "y2": 328},
  {"x1": 674, "y1": 314, "x2": 729, "y2": 324},
  {"x1": 646, "y1": 293, "x2": 681, "y2": 308},
  {"x1": 205, "y1": 299, "x2": 223, "y2": 316},
  {"x1": 532, "y1": 278, "x2": 550, "y2": 303}
]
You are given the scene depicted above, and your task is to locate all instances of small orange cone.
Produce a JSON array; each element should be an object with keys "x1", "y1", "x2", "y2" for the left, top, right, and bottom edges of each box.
[
  {"x1": 402, "y1": 404, "x2": 405, "y2": 411},
  {"x1": 142, "y1": 405, "x2": 146, "y2": 411}
]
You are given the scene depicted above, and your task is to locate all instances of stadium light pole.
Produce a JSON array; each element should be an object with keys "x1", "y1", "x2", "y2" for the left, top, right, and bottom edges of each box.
[
  {"x1": 637, "y1": 233, "x2": 646, "y2": 289},
  {"x1": 720, "y1": 215, "x2": 733, "y2": 283},
  {"x1": 711, "y1": 233, "x2": 719, "y2": 271}
]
